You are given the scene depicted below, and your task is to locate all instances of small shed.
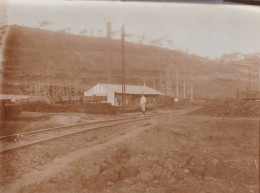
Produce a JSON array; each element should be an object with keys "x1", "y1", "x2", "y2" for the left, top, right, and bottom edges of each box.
[{"x1": 84, "y1": 83, "x2": 164, "y2": 106}]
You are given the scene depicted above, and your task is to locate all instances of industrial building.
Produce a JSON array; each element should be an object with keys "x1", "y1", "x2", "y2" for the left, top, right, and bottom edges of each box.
[{"x1": 84, "y1": 83, "x2": 164, "y2": 106}]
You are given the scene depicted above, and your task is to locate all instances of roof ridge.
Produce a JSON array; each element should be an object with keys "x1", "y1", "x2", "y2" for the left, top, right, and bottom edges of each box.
[{"x1": 99, "y1": 83, "x2": 151, "y2": 87}]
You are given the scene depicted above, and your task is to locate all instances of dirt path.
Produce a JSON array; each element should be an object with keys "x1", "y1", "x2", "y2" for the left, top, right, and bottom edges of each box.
[
  {"x1": 0, "y1": 120, "x2": 157, "y2": 193},
  {"x1": 0, "y1": 107, "x2": 199, "y2": 193}
]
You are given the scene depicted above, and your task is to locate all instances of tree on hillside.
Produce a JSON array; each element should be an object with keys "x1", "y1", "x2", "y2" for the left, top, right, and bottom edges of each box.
[
  {"x1": 38, "y1": 21, "x2": 53, "y2": 28},
  {"x1": 59, "y1": 27, "x2": 72, "y2": 34},
  {"x1": 90, "y1": 28, "x2": 94, "y2": 36},
  {"x1": 149, "y1": 38, "x2": 163, "y2": 47},
  {"x1": 111, "y1": 30, "x2": 119, "y2": 39},
  {"x1": 137, "y1": 34, "x2": 146, "y2": 45},
  {"x1": 97, "y1": 29, "x2": 103, "y2": 37},
  {"x1": 167, "y1": 39, "x2": 174, "y2": 48},
  {"x1": 79, "y1": 29, "x2": 88, "y2": 36}
]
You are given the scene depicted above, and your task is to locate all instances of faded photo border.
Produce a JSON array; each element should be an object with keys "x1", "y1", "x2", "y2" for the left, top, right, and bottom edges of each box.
[{"x1": 0, "y1": 0, "x2": 260, "y2": 193}]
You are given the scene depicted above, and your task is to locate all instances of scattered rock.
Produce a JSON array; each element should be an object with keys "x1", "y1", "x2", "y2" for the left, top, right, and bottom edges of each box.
[
  {"x1": 82, "y1": 188, "x2": 88, "y2": 193},
  {"x1": 130, "y1": 176, "x2": 142, "y2": 184},
  {"x1": 168, "y1": 177, "x2": 177, "y2": 184},
  {"x1": 126, "y1": 165, "x2": 139, "y2": 177},
  {"x1": 151, "y1": 164, "x2": 164, "y2": 178},
  {"x1": 119, "y1": 166, "x2": 128, "y2": 180},
  {"x1": 205, "y1": 159, "x2": 219, "y2": 177},
  {"x1": 152, "y1": 179, "x2": 160, "y2": 184},
  {"x1": 107, "y1": 181, "x2": 114, "y2": 186},
  {"x1": 197, "y1": 99, "x2": 260, "y2": 117},
  {"x1": 101, "y1": 168, "x2": 119, "y2": 182},
  {"x1": 173, "y1": 170, "x2": 185, "y2": 181},
  {"x1": 140, "y1": 171, "x2": 154, "y2": 183},
  {"x1": 165, "y1": 163, "x2": 174, "y2": 172},
  {"x1": 183, "y1": 169, "x2": 190, "y2": 174},
  {"x1": 123, "y1": 178, "x2": 132, "y2": 184},
  {"x1": 187, "y1": 156, "x2": 207, "y2": 178},
  {"x1": 99, "y1": 163, "x2": 110, "y2": 174},
  {"x1": 204, "y1": 176, "x2": 216, "y2": 182},
  {"x1": 164, "y1": 171, "x2": 172, "y2": 178}
]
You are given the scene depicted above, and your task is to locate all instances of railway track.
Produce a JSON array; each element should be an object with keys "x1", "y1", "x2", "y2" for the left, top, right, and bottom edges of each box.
[
  {"x1": 0, "y1": 111, "x2": 180, "y2": 154},
  {"x1": 0, "y1": 108, "x2": 198, "y2": 187},
  {"x1": 0, "y1": 114, "x2": 149, "y2": 140}
]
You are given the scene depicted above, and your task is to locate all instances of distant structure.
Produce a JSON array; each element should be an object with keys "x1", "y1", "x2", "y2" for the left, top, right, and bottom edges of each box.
[
  {"x1": 25, "y1": 81, "x2": 87, "y2": 104},
  {"x1": 84, "y1": 83, "x2": 164, "y2": 106}
]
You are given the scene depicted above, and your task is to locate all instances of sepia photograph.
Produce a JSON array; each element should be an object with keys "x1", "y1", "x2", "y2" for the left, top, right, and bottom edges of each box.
[{"x1": 0, "y1": 0, "x2": 259, "y2": 192}]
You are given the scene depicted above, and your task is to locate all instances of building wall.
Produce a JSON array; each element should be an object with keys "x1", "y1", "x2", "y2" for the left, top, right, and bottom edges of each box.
[
  {"x1": 84, "y1": 85, "x2": 115, "y2": 105},
  {"x1": 114, "y1": 94, "x2": 139, "y2": 107},
  {"x1": 107, "y1": 90, "x2": 115, "y2": 105},
  {"x1": 84, "y1": 84, "x2": 164, "y2": 106}
]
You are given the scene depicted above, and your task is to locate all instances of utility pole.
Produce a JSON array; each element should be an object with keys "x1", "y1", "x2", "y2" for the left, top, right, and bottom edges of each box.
[
  {"x1": 143, "y1": 64, "x2": 146, "y2": 86},
  {"x1": 248, "y1": 64, "x2": 251, "y2": 91},
  {"x1": 121, "y1": 25, "x2": 126, "y2": 109},
  {"x1": 170, "y1": 79, "x2": 172, "y2": 97},
  {"x1": 259, "y1": 65, "x2": 260, "y2": 99},
  {"x1": 233, "y1": 60, "x2": 252, "y2": 96},
  {"x1": 106, "y1": 22, "x2": 112, "y2": 84},
  {"x1": 183, "y1": 70, "x2": 186, "y2": 99},
  {"x1": 52, "y1": 82, "x2": 55, "y2": 104},
  {"x1": 159, "y1": 64, "x2": 162, "y2": 92},
  {"x1": 167, "y1": 68, "x2": 169, "y2": 95},
  {"x1": 190, "y1": 71, "x2": 193, "y2": 101},
  {"x1": 259, "y1": 65, "x2": 260, "y2": 146},
  {"x1": 176, "y1": 70, "x2": 179, "y2": 101}
]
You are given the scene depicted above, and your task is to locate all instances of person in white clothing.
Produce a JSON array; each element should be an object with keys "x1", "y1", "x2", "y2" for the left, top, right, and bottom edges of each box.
[{"x1": 140, "y1": 94, "x2": 146, "y2": 116}]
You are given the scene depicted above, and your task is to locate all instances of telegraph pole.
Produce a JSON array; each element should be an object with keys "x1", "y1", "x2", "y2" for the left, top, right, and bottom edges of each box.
[
  {"x1": 234, "y1": 60, "x2": 251, "y2": 95},
  {"x1": 248, "y1": 64, "x2": 251, "y2": 91},
  {"x1": 258, "y1": 65, "x2": 260, "y2": 133},
  {"x1": 176, "y1": 70, "x2": 179, "y2": 101},
  {"x1": 190, "y1": 71, "x2": 193, "y2": 101},
  {"x1": 106, "y1": 22, "x2": 112, "y2": 84},
  {"x1": 160, "y1": 64, "x2": 162, "y2": 92},
  {"x1": 167, "y1": 68, "x2": 169, "y2": 95},
  {"x1": 183, "y1": 70, "x2": 186, "y2": 99},
  {"x1": 121, "y1": 25, "x2": 126, "y2": 109}
]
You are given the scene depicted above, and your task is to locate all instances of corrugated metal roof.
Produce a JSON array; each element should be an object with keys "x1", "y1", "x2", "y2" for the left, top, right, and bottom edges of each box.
[{"x1": 97, "y1": 83, "x2": 164, "y2": 95}]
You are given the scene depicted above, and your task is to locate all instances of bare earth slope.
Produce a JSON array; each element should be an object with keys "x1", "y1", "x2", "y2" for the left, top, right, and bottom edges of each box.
[{"x1": 2, "y1": 25, "x2": 259, "y2": 97}]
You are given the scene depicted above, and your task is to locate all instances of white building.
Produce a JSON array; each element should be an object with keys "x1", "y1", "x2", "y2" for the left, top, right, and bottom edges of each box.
[{"x1": 84, "y1": 83, "x2": 164, "y2": 106}]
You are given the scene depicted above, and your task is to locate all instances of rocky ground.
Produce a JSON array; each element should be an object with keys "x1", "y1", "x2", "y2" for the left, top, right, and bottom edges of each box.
[
  {"x1": 195, "y1": 99, "x2": 260, "y2": 117},
  {"x1": 2, "y1": 112, "x2": 257, "y2": 193}
]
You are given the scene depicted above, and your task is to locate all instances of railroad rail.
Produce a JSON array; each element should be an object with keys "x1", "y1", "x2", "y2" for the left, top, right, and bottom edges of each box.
[
  {"x1": 0, "y1": 115, "x2": 142, "y2": 139},
  {"x1": 0, "y1": 111, "x2": 175, "y2": 140},
  {"x1": 0, "y1": 110, "x2": 183, "y2": 154}
]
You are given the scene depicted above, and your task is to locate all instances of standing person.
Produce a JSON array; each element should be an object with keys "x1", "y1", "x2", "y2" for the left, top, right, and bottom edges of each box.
[{"x1": 140, "y1": 93, "x2": 146, "y2": 116}]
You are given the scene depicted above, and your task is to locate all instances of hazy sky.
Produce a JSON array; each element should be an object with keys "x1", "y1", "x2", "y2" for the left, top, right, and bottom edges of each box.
[{"x1": 7, "y1": 0, "x2": 260, "y2": 59}]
